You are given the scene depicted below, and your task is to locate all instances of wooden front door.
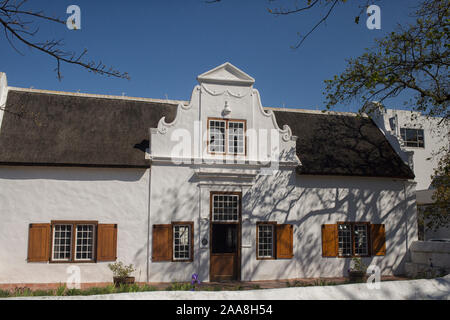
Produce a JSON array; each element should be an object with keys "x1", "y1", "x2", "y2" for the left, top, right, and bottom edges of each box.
[{"x1": 210, "y1": 192, "x2": 241, "y2": 282}]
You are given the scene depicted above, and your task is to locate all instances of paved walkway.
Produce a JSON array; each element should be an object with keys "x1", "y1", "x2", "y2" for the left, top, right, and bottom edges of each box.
[{"x1": 3, "y1": 276, "x2": 450, "y2": 300}]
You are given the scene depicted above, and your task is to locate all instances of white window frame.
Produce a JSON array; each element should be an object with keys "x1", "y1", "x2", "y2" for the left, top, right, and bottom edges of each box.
[
  {"x1": 400, "y1": 127, "x2": 425, "y2": 148},
  {"x1": 173, "y1": 224, "x2": 192, "y2": 261},
  {"x1": 354, "y1": 224, "x2": 369, "y2": 256},
  {"x1": 227, "y1": 120, "x2": 246, "y2": 155},
  {"x1": 52, "y1": 224, "x2": 73, "y2": 262},
  {"x1": 212, "y1": 194, "x2": 240, "y2": 222},
  {"x1": 338, "y1": 223, "x2": 352, "y2": 257},
  {"x1": 74, "y1": 224, "x2": 96, "y2": 262},
  {"x1": 208, "y1": 118, "x2": 246, "y2": 155},
  {"x1": 257, "y1": 224, "x2": 275, "y2": 259},
  {"x1": 208, "y1": 119, "x2": 226, "y2": 154}
]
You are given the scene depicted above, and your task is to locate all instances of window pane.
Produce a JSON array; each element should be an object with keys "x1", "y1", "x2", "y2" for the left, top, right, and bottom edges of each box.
[
  {"x1": 212, "y1": 194, "x2": 239, "y2": 222},
  {"x1": 338, "y1": 224, "x2": 352, "y2": 256},
  {"x1": 75, "y1": 224, "x2": 95, "y2": 261},
  {"x1": 228, "y1": 122, "x2": 245, "y2": 154},
  {"x1": 173, "y1": 225, "x2": 191, "y2": 260},
  {"x1": 53, "y1": 224, "x2": 72, "y2": 261},
  {"x1": 354, "y1": 224, "x2": 368, "y2": 256},
  {"x1": 209, "y1": 120, "x2": 225, "y2": 153},
  {"x1": 401, "y1": 128, "x2": 425, "y2": 148},
  {"x1": 258, "y1": 225, "x2": 274, "y2": 258}
]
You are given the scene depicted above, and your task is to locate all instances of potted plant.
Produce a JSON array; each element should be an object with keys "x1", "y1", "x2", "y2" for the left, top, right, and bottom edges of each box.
[
  {"x1": 108, "y1": 261, "x2": 136, "y2": 287},
  {"x1": 348, "y1": 257, "x2": 367, "y2": 283}
]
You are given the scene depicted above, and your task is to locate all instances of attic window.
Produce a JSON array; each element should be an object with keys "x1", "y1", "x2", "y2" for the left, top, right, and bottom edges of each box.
[
  {"x1": 400, "y1": 128, "x2": 425, "y2": 148},
  {"x1": 208, "y1": 118, "x2": 246, "y2": 155}
]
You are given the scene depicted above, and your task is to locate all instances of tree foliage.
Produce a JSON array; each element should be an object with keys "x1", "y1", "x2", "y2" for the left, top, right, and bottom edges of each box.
[
  {"x1": 420, "y1": 147, "x2": 450, "y2": 232},
  {"x1": 324, "y1": 0, "x2": 449, "y2": 119}
]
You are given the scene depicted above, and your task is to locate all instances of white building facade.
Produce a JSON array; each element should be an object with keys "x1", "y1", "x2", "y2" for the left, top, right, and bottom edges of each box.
[
  {"x1": 373, "y1": 107, "x2": 449, "y2": 240},
  {"x1": 0, "y1": 64, "x2": 418, "y2": 284}
]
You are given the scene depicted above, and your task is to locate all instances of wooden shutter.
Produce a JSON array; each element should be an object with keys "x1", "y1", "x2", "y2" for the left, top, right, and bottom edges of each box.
[
  {"x1": 276, "y1": 224, "x2": 293, "y2": 259},
  {"x1": 152, "y1": 224, "x2": 172, "y2": 262},
  {"x1": 371, "y1": 224, "x2": 386, "y2": 256},
  {"x1": 322, "y1": 224, "x2": 338, "y2": 257},
  {"x1": 97, "y1": 224, "x2": 118, "y2": 261},
  {"x1": 27, "y1": 224, "x2": 51, "y2": 262}
]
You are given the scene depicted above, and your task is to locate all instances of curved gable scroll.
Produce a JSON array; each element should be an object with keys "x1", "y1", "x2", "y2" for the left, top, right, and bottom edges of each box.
[{"x1": 150, "y1": 63, "x2": 301, "y2": 168}]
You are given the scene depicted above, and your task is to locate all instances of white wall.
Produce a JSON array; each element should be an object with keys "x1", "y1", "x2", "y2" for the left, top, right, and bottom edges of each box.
[
  {"x1": 384, "y1": 109, "x2": 448, "y2": 191},
  {"x1": 0, "y1": 166, "x2": 150, "y2": 284},
  {"x1": 0, "y1": 72, "x2": 7, "y2": 132},
  {"x1": 148, "y1": 162, "x2": 418, "y2": 282},
  {"x1": 146, "y1": 64, "x2": 418, "y2": 283}
]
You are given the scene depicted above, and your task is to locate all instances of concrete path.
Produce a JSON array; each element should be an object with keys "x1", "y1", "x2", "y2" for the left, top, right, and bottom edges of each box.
[{"x1": 6, "y1": 275, "x2": 450, "y2": 300}]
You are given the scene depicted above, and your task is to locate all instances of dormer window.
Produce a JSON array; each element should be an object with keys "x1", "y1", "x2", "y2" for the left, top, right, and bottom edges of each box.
[{"x1": 208, "y1": 118, "x2": 246, "y2": 155}]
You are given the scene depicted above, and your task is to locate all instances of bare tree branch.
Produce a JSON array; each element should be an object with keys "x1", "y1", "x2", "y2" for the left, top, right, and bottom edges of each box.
[{"x1": 0, "y1": 0, "x2": 129, "y2": 80}]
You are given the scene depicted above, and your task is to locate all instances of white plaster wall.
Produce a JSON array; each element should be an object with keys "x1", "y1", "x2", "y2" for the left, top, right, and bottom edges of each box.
[
  {"x1": 0, "y1": 72, "x2": 7, "y2": 132},
  {"x1": 244, "y1": 172, "x2": 418, "y2": 280},
  {"x1": 148, "y1": 164, "x2": 200, "y2": 282},
  {"x1": 146, "y1": 65, "x2": 418, "y2": 283},
  {"x1": 384, "y1": 109, "x2": 449, "y2": 191},
  {"x1": 148, "y1": 163, "x2": 418, "y2": 282},
  {"x1": 0, "y1": 166, "x2": 150, "y2": 284}
]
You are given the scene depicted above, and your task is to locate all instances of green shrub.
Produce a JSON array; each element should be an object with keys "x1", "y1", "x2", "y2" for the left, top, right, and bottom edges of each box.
[
  {"x1": 0, "y1": 289, "x2": 10, "y2": 298},
  {"x1": 32, "y1": 290, "x2": 54, "y2": 297},
  {"x1": 139, "y1": 284, "x2": 157, "y2": 292},
  {"x1": 55, "y1": 285, "x2": 67, "y2": 296},
  {"x1": 65, "y1": 288, "x2": 82, "y2": 296},
  {"x1": 108, "y1": 261, "x2": 135, "y2": 279},
  {"x1": 165, "y1": 282, "x2": 194, "y2": 291}
]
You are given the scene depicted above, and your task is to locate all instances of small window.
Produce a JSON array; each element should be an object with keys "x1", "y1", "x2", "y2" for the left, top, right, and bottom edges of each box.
[
  {"x1": 208, "y1": 120, "x2": 226, "y2": 153},
  {"x1": 354, "y1": 224, "x2": 368, "y2": 256},
  {"x1": 257, "y1": 224, "x2": 275, "y2": 259},
  {"x1": 400, "y1": 128, "x2": 425, "y2": 148},
  {"x1": 228, "y1": 121, "x2": 245, "y2": 154},
  {"x1": 208, "y1": 118, "x2": 246, "y2": 155},
  {"x1": 52, "y1": 224, "x2": 73, "y2": 261},
  {"x1": 338, "y1": 224, "x2": 352, "y2": 257},
  {"x1": 51, "y1": 221, "x2": 97, "y2": 262},
  {"x1": 338, "y1": 222, "x2": 370, "y2": 257},
  {"x1": 212, "y1": 194, "x2": 239, "y2": 222},
  {"x1": 173, "y1": 224, "x2": 191, "y2": 261},
  {"x1": 75, "y1": 224, "x2": 95, "y2": 261}
]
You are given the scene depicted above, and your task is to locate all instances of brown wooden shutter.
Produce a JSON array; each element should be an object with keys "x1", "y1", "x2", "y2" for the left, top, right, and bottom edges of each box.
[
  {"x1": 322, "y1": 224, "x2": 338, "y2": 257},
  {"x1": 152, "y1": 224, "x2": 172, "y2": 262},
  {"x1": 97, "y1": 224, "x2": 118, "y2": 261},
  {"x1": 371, "y1": 224, "x2": 386, "y2": 256},
  {"x1": 276, "y1": 224, "x2": 293, "y2": 259},
  {"x1": 27, "y1": 224, "x2": 51, "y2": 262}
]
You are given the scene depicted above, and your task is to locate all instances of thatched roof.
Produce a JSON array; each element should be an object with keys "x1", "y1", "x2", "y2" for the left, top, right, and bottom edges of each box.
[
  {"x1": 273, "y1": 110, "x2": 414, "y2": 179},
  {"x1": 0, "y1": 89, "x2": 414, "y2": 179},
  {"x1": 0, "y1": 89, "x2": 177, "y2": 167}
]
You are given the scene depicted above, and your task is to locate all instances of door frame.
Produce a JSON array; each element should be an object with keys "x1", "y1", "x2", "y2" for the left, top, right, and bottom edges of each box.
[{"x1": 209, "y1": 191, "x2": 242, "y2": 281}]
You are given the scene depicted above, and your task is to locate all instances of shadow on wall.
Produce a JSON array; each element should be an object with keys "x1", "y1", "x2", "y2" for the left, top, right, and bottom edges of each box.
[
  {"x1": 239, "y1": 114, "x2": 417, "y2": 280},
  {"x1": 149, "y1": 115, "x2": 416, "y2": 281},
  {"x1": 243, "y1": 170, "x2": 414, "y2": 280},
  {"x1": 0, "y1": 166, "x2": 148, "y2": 182}
]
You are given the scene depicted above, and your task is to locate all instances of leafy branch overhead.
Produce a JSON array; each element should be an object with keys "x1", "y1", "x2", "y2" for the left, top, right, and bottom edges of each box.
[
  {"x1": 324, "y1": 0, "x2": 449, "y2": 119},
  {"x1": 0, "y1": 0, "x2": 129, "y2": 80}
]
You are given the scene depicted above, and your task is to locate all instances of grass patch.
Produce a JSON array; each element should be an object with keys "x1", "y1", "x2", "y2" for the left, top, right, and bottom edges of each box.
[
  {"x1": 0, "y1": 283, "x2": 159, "y2": 298},
  {"x1": 165, "y1": 282, "x2": 195, "y2": 291}
]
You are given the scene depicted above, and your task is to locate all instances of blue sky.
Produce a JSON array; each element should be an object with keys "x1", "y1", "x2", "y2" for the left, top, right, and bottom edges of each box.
[{"x1": 0, "y1": 0, "x2": 422, "y2": 112}]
